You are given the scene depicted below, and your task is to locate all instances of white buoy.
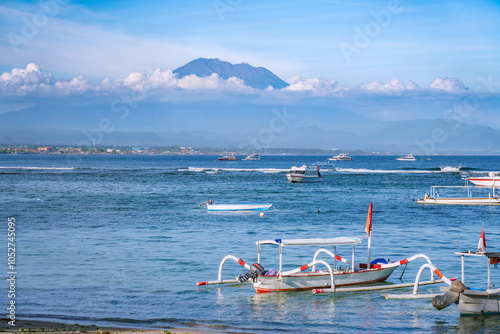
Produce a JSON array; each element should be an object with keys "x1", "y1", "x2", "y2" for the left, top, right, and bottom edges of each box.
[{"x1": 260, "y1": 212, "x2": 264, "y2": 217}]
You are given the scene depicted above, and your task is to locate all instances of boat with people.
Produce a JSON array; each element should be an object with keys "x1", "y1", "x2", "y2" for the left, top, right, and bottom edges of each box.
[
  {"x1": 218, "y1": 154, "x2": 237, "y2": 161},
  {"x1": 396, "y1": 154, "x2": 416, "y2": 161},
  {"x1": 197, "y1": 204, "x2": 445, "y2": 293},
  {"x1": 329, "y1": 153, "x2": 353, "y2": 161},
  {"x1": 243, "y1": 153, "x2": 262, "y2": 161},
  {"x1": 200, "y1": 200, "x2": 273, "y2": 212},
  {"x1": 286, "y1": 165, "x2": 323, "y2": 183},
  {"x1": 466, "y1": 171, "x2": 500, "y2": 187},
  {"x1": 387, "y1": 228, "x2": 500, "y2": 316}
]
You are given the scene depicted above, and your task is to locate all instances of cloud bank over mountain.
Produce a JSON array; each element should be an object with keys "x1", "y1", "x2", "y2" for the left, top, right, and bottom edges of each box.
[{"x1": 0, "y1": 62, "x2": 474, "y2": 99}]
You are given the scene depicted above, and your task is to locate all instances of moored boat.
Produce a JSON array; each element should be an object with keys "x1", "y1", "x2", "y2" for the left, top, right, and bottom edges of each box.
[
  {"x1": 200, "y1": 200, "x2": 272, "y2": 212},
  {"x1": 218, "y1": 154, "x2": 237, "y2": 161},
  {"x1": 197, "y1": 204, "x2": 442, "y2": 294},
  {"x1": 329, "y1": 153, "x2": 353, "y2": 161},
  {"x1": 396, "y1": 154, "x2": 416, "y2": 161},
  {"x1": 243, "y1": 153, "x2": 262, "y2": 161},
  {"x1": 417, "y1": 185, "x2": 500, "y2": 206},
  {"x1": 388, "y1": 228, "x2": 500, "y2": 316},
  {"x1": 286, "y1": 165, "x2": 323, "y2": 183},
  {"x1": 467, "y1": 171, "x2": 500, "y2": 187}
]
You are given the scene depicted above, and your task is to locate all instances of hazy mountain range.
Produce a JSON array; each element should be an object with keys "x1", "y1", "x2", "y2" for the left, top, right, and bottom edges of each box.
[{"x1": 1, "y1": 58, "x2": 499, "y2": 154}]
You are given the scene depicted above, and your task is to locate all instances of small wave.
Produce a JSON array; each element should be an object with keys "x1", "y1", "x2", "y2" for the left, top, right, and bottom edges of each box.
[
  {"x1": 439, "y1": 166, "x2": 462, "y2": 173},
  {"x1": 0, "y1": 166, "x2": 75, "y2": 170},
  {"x1": 335, "y1": 167, "x2": 466, "y2": 174},
  {"x1": 182, "y1": 167, "x2": 288, "y2": 174}
]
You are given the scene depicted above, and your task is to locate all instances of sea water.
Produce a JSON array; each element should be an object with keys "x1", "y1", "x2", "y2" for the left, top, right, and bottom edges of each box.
[{"x1": 1, "y1": 154, "x2": 499, "y2": 333}]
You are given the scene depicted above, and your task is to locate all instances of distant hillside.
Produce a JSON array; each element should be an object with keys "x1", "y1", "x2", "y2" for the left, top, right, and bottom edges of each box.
[
  {"x1": 173, "y1": 58, "x2": 289, "y2": 90},
  {"x1": 1, "y1": 103, "x2": 500, "y2": 154}
]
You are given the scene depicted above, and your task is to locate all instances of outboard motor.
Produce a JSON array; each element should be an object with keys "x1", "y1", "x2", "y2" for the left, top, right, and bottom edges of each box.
[
  {"x1": 432, "y1": 280, "x2": 467, "y2": 310},
  {"x1": 236, "y1": 263, "x2": 266, "y2": 283}
]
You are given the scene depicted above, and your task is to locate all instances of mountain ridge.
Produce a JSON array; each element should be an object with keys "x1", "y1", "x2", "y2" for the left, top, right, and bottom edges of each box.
[{"x1": 173, "y1": 58, "x2": 289, "y2": 90}]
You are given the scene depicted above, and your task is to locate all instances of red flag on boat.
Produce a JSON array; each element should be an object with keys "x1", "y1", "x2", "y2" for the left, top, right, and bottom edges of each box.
[
  {"x1": 478, "y1": 227, "x2": 486, "y2": 253},
  {"x1": 365, "y1": 203, "x2": 373, "y2": 237}
]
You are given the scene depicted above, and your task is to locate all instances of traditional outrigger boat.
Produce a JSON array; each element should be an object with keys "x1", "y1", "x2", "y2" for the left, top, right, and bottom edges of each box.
[
  {"x1": 387, "y1": 228, "x2": 500, "y2": 315},
  {"x1": 197, "y1": 204, "x2": 445, "y2": 293},
  {"x1": 417, "y1": 184, "x2": 500, "y2": 206}
]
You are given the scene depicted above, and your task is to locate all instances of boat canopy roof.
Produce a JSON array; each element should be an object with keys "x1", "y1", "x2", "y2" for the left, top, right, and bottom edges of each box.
[
  {"x1": 455, "y1": 251, "x2": 500, "y2": 258},
  {"x1": 256, "y1": 237, "x2": 361, "y2": 247}
]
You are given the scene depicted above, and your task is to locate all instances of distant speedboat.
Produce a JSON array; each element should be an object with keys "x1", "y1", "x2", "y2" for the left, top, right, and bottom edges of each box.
[
  {"x1": 286, "y1": 165, "x2": 323, "y2": 183},
  {"x1": 243, "y1": 153, "x2": 262, "y2": 161},
  {"x1": 218, "y1": 154, "x2": 237, "y2": 161},
  {"x1": 396, "y1": 154, "x2": 416, "y2": 161},
  {"x1": 329, "y1": 153, "x2": 353, "y2": 161}
]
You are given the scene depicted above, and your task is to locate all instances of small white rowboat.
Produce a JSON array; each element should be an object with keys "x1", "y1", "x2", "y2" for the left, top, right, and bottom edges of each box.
[{"x1": 206, "y1": 203, "x2": 273, "y2": 212}]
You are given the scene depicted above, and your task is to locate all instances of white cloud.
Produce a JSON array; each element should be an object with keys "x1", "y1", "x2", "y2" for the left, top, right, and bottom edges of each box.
[
  {"x1": 114, "y1": 69, "x2": 250, "y2": 92},
  {"x1": 0, "y1": 64, "x2": 253, "y2": 97},
  {"x1": 430, "y1": 77, "x2": 468, "y2": 92},
  {"x1": 0, "y1": 63, "x2": 55, "y2": 95},
  {"x1": 284, "y1": 76, "x2": 344, "y2": 95},
  {"x1": 0, "y1": 64, "x2": 476, "y2": 103},
  {"x1": 357, "y1": 79, "x2": 421, "y2": 93}
]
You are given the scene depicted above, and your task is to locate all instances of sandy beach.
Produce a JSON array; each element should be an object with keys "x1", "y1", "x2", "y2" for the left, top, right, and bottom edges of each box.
[{"x1": 0, "y1": 319, "x2": 220, "y2": 334}]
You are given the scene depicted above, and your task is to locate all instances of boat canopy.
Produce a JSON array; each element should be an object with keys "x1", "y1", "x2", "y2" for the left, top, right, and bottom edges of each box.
[
  {"x1": 455, "y1": 251, "x2": 500, "y2": 258},
  {"x1": 256, "y1": 237, "x2": 362, "y2": 247}
]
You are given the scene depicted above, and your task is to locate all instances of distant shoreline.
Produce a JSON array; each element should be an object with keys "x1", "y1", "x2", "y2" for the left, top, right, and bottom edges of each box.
[{"x1": 1, "y1": 145, "x2": 499, "y2": 156}]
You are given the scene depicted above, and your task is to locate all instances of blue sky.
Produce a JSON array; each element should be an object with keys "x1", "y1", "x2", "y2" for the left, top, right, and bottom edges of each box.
[{"x1": 1, "y1": 0, "x2": 499, "y2": 86}]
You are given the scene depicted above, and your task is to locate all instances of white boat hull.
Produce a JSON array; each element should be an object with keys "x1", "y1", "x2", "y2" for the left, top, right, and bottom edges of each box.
[
  {"x1": 329, "y1": 158, "x2": 352, "y2": 161},
  {"x1": 207, "y1": 203, "x2": 273, "y2": 211},
  {"x1": 252, "y1": 267, "x2": 398, "y2": 293},
  {"x1": 286, "y1": 174, "x2": 323, "y2": 183},
  {"x1": 467, "y1": 177, "x2": 500, "y2": 187},
  {"x1": 457, "y1": 290, "x2": 500, "y2": 315},
  {"x1": 417, "y1": 197, "x2": 500, "y2": 205}
]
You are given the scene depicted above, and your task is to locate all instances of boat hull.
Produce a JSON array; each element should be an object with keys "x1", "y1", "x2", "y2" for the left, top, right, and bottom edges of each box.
[
  {"x1": 252, "y1": 267, "x2": 398, "y2": 293},
  {"x1": 417, "y1": 197, "x2": 500, "y2": 205},
  {"x1": 286, "y1": 174, "x2": 323, "y2": 183},
  {"x1": 467, "y1": 178, "x2": 500, "y2": 187},
  {"x1": 457, "y1": 290, "x2": 500, "y2": 315},
  {"x1": 329, "y1": 158, "x2": 352, "y2": 161},
  {"x1": 207, "y1": 204, "x2": 273, "y2": 211}
]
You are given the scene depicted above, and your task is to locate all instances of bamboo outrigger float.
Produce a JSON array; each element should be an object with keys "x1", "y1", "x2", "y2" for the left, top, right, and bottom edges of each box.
[{"x1": 197, "y1": 204, "x2": 448, "y2": 294}]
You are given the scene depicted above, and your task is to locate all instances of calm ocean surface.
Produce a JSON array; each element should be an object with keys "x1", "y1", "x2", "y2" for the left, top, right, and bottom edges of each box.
[{"x1": 1, "y1": 154, "x2": 500, "y2": 333}]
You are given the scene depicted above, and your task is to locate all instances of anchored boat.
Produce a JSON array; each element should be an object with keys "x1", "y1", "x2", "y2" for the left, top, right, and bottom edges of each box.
[
  {"x1": 388, "y1": 228, "x2": 500, "y2": 315},
  {"x1": 197, "y1": 204, "x2": 443, "y2": 293},
  {"x1": 467, "y1": 171, "x2": 500, "y2": 187},
  {"x1": 329, "y1": 153, "x2": 353, "y2": 161},
  {"x1": 417, "y1": 185, "x2": 500, "y2": 206},
  {"x1": 243, "y1": 153, "x2": 262, "y2": 161},
  {"x1": 218, "y1": 154, "x2": 237, "y2": 161},
  {"x1": 396, "y1": 154, "x2": 416, "y2": 161},
  {"x1": 286, "y1": 165, "x2": 323, "y2": 183},
  {"x1": 200, "y1": 200, "x2": 272, "y2": 212}
]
